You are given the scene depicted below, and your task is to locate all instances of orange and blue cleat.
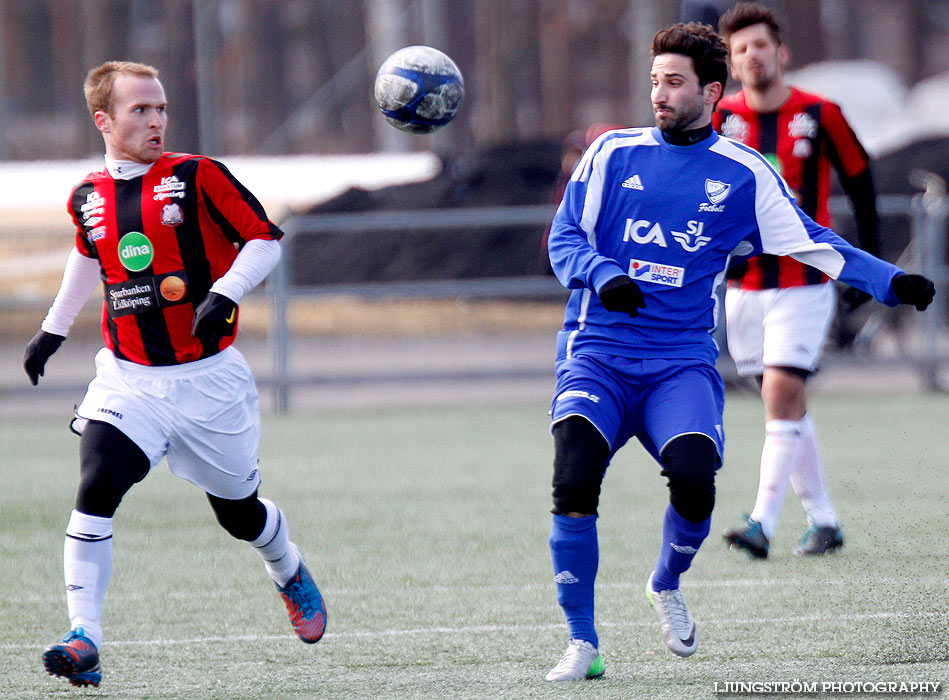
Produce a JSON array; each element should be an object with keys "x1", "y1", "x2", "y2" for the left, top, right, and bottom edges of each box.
[
  {"x1": 43, "y1": 627, "x2": 102, "y2": 688},
  {"x1": 276, "y1": 559, "x2": 327, "y2": 643}
]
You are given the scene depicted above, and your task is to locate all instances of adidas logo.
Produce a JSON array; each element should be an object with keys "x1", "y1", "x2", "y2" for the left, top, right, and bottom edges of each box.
[
  {"x1": 622, "y1": 174, "x2": 644, "y2": 190},
  {"x1": 670, "y1": 543, "x2": 698, "y2": 554},
  {"x1": 554, "y1": 570, "x2": 579, "y2": 584}
]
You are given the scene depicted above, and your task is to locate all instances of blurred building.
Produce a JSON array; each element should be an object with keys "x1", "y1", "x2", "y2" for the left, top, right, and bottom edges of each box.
[{"x1": 0, "y1": 0, "x2": 948, "y2": 160}]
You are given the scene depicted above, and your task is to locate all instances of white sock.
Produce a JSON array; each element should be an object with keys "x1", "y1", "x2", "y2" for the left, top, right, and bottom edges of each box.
[
  {"x1": 63, "y1": 510, "x2": 113, "y2": 650},
  {"x1": 252, "y1": 498, "x2": 301, "y2": 587},
  {"x1": 750, "y1": 419, "x2": 802, "y2": 540},
  {"x1": 790, "y1": 414, "x2": 839, "y2": 527}
]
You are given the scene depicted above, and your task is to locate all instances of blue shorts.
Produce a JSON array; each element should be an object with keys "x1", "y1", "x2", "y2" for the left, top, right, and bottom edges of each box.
[{"x1": 550, "y1": 353, "x2": 725, "y2": 464}]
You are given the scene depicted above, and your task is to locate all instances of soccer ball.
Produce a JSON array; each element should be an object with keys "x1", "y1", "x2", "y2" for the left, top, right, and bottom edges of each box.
[{"x1": 373, "y1": 45, "x2": 464, "y2": 134}]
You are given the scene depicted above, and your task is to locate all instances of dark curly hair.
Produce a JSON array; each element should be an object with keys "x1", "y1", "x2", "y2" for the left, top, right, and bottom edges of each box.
[{"x1": 650, "y1": 22, "x2": 728, "y2": 92}]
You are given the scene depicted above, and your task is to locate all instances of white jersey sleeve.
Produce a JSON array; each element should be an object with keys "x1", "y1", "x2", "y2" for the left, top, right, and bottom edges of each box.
[
  {"x1": 41, "y1": 248, "x2": 101, "y2": 337},
  {"x1": 208, "y1": 238, "x2": 281, "y2": 303}
]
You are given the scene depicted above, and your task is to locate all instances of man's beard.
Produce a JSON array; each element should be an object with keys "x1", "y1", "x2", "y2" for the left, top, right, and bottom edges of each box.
[
  {"x1": 655, "y1": 102, "x2": 705, "y2": 133},
  {"x1": 746, "y1": 68, "x2": 777, "y2": 92}
]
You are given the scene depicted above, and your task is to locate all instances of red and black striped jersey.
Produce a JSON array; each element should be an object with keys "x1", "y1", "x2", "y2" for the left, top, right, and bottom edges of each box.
[
  {"x1": 69, "y1": 153, "x2": 282, "y2": 366},
  {"x1": 714, "y1": 87, "x2": 876, "y2": 289}
]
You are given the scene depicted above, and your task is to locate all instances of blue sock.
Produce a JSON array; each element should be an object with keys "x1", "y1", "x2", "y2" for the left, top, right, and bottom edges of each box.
[
  {"x1": 549, "y1": 513, "x2": 598, "y2": 648},
  {"x1": 651, "y1": 504, "x2": 710, "y2": 592}
]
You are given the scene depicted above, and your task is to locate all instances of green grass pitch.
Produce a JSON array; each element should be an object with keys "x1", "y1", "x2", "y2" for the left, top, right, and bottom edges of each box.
[{"x1": 2, "y1": 394, "x2": 947, "y2": 699}]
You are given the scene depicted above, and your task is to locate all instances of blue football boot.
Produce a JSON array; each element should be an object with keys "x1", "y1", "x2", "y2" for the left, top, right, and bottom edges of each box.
[
  {"x1": 795, "y1": 523, "x2": 843, "y2": 556},
  {"x1": 723, "y1": 514, "x2": 770, "y2": 559},
  {"x1": 43, "y1": 627, "x2": 102, "y2": 688},
  {"x1": 276, "y1": 556, "x2": 327, "y2": 643}
]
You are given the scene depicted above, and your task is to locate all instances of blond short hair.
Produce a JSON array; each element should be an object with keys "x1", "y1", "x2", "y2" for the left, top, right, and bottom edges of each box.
[{"x1": 83, "y1": 61, "x2": 160, "y2": 116}]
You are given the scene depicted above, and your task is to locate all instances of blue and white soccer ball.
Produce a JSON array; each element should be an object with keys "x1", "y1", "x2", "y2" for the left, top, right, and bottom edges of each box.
[{"x1": 373, "y1": 45, "x2": 464, "y2": 134}]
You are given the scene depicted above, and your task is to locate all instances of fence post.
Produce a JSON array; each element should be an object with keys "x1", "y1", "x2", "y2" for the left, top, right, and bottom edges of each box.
[
  {"x1": 911, "y1": 173, "x2": 948, "y2": 391},
  {"x1": 269, "y1": 225, "x2": 291, "y2": 413}
]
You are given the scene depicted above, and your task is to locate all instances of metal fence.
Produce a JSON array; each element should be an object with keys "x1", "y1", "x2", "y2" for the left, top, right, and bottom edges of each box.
[
  {"x1": 267, "y1": 192, "x2": 949, "y2": 412},
  {"x1": 887, "y1": 183, "x2": 949, "y2": 388}
]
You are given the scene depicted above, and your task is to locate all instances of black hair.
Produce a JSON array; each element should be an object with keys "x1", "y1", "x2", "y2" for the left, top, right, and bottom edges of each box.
[{"x1": 718, "y1": 2, "x2": 783, "y2": 44}]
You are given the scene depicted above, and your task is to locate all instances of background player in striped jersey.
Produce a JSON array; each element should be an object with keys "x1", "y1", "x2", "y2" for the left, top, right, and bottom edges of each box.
[
  {"x1": 23, "y1": 61, "x2": 326, "y2": 689},
  {"x1": 543, "y1": 21, "x2": 932, "y2": 681},
  {"x1": 714, "y1": 2, "x2": 881, "y2": 559}
]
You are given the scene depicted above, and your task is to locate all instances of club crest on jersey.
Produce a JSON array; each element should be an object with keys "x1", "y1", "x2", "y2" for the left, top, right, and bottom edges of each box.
[
  {"x1": 161, "y1": 202, "x2": 184, "y2": 227},
  {"x1": 117, "y1": 231, "x2": 154, "y2": 272},
  {"x1": 793, "y1": 138, "x2": 813, "y2": 159},
  {"x1": 700, "y1": 179, "x2": 730, "y2": 212},
  {"x1": 629, "y1": 259, "x2": 684, "y2": 287}
]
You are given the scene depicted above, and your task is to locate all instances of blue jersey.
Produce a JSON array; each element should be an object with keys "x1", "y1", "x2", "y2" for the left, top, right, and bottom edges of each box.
[{"x1": 548, "y1": 127, "x2": 902, "y2": 364}]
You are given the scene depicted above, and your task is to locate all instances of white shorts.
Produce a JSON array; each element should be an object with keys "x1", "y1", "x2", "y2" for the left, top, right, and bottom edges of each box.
[
  {"x1": 725, "y1": 283, "x2": 836, "y2": 377},
  {"x1": 74, "y1": 346, "x2": 261, "y2": 499}
]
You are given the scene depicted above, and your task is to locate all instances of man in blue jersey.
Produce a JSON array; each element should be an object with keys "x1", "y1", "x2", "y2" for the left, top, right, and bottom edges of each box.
[{"x1": 543, "y1": 22, "x2": 933, "y2": 681}]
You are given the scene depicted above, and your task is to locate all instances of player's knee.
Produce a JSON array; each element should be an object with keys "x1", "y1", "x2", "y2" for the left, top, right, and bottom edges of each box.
[
  {"x1": 552, "y1": 475, "x2": 600, "y2": 515},
  {"x1": 208, "y1": 491, "x2": 267, "y2": 541},
  {"x1": 76, "y1": 421, "x2": 149, "y2": 518},
  {"x1": 551, "y1": 416, "x2": 610, "y2": 515},
  {"x1": 660, "y1": 434, "x2": 719, "y2": 523},
  {"x1": 791, "y1": 479, "x2": 816, "y2": 500},
  {"x1": 75, "y1": 468, "x2": 121, "y2": 517}
]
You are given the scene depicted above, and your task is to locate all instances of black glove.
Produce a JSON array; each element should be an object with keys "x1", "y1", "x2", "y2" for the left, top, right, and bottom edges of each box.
[
  {"x1": 598, "y1": 275, "x2": 646, "y2": 318},
  {"x1": 840, "y1": 286, "x2": 872, "y2": 313},
  {"x1": 24, "y1": 330, "x2": 66, "y2": 385},
  {"x1": 891, "y1": 273, "x2": 935, "y2": 311},
  {"x1": 192, "y1": 292, "x2": 238, "y2": 344}
]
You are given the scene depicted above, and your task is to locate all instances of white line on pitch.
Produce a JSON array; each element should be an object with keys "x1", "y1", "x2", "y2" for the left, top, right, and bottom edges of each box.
[
  {"x1": 4, "y1": 610, "x2": 946, "y2": 652},
  {"x1": 9, "y1": 576, "x2": 949, "y2": 605}
]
